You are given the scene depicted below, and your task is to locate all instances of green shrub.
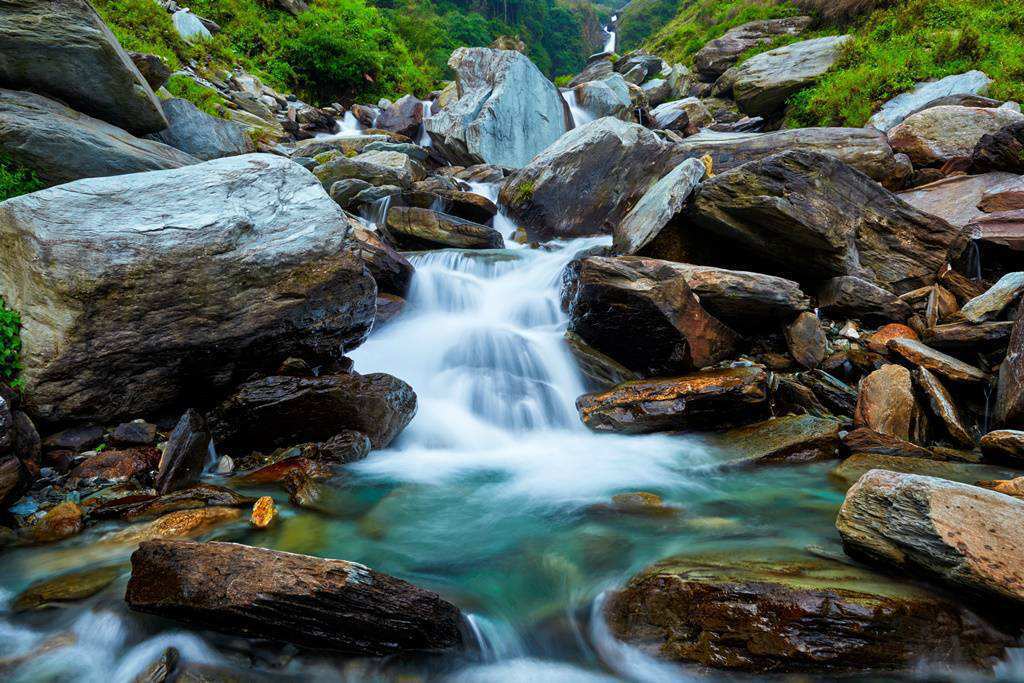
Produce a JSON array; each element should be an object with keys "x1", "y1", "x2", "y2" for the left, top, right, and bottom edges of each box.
[
  {"x1": 164, "y1": 75, "x2": 228, "y2": 117},
  {"x1": 0, "y1": 300, "x2": 23, "y2": 390},
  {"x1": 0, "y1": 156, "x2": 44, "y2": 202}
]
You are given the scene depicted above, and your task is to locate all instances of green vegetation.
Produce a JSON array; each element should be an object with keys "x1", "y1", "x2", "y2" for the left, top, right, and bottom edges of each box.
[
  {"x1": 0, "y1": 156, "x2": 44, "y2": 202},
  {"x1": 164, "y1": 75, "x2": 228, "y2": 117},
  {"x1": 0, "y1": 299, "x2": 23, "y2": 390}
]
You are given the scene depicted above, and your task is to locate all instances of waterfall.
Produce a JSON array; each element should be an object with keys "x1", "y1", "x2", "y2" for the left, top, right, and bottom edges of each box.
[
  {"x1": 338, "y1": 111, "x2": 363, "y2": 134},
  {"x1": 418, "y1": 98, "x2": 434, "y2": 147},
  {"x1": 561, "y1": 89, "x2": 594, "y2": 128}
]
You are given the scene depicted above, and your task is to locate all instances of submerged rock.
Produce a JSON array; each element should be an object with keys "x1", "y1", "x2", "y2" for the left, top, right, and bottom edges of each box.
[
  {"x1": 100, "y1": 506, "x2": 242, "y2": 546},
  {"x1": 577, "y1": 366, "x2": 768, "y2": 434},
  {"x1": 125, "y1": 540, "x2": 465, "y2": 654},
  {"x1": 838, "y1": 469, "x2": 1024, "y2": 607},
  {"x1": 0, "y1": 154, "x2": 377, "y2": 426},
  {"x1": 605, "y1": 549, "x2": 1011, "y2": 673},
  {"x1": 13, "y1": 565, "x2": 121, "y2": 612}
]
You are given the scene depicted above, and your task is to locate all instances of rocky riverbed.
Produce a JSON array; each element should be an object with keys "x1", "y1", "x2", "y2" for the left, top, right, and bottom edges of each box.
[{"x1": 2, "y1": 3, "x2": 1024, "y2": 681}]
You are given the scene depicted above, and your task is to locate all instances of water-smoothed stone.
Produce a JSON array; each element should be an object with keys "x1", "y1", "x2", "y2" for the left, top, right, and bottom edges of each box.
[
  {"x1": 693, "y1": 16, "x2": 812, "y2": 81},
  {"x1": 675, "y1": 127, "x2": 911, "y2": 188},
  {"x1": 12, "y1": 565, "x2": 121, "y2": 612},
  {"x1": 400, "y1": 188, "x2": 498, "y2": 225},
  {"x1": 562, "y1": 256, "x2": 738, "y2": 377},
  {"x1": 343, "y1": 226, "x2": 414, "y2": 296},
  {"x1": 897, "y1": 172, "x2": 1017, "y2": 227},
  {"x1": 500, "y1": 117, "x2": 685, "y2": 240},
  {"x1": 681, "y1": 150, "x2": 963, "y2": 293},
  {"x1": 868, "y1": 70, "x2": 993, "y2": 132},
  {"x1": 250, "y1": 496, "x2": 277, "y2": 528},
  {"x1": 605, "y1": 549, "x2": 1011, "y2": 673},
  {"x1": 830, "y1": 454, "x2": 1016, "y2": 489},
  {"x1": 841, "y1": 427, "x2": 936, "y2": 460},
  {"x1": 20, "y1": 501, "x2": 84, "y2": 545},
  {"x1": 981, "y1": 430, "x2": 1024, "y2": 466},
  {"x1": 577, "y1": 366, "x2": 768, "y2": 434},
  {"x1": 914, "y1": 367, "x2": 974, "y2": 447},
  {"x1": 311, "y1": 430, "x2": 373, "y2": 464},
  {"x1": 838, "y1": 469, "x2": 1024, "y2": 606},
  {"x1": 126, "y1": 540, "x2": 464, "y2": 654},
  {"x1": 0, "y1": 154, "x2": 377, "y2": 426},
  {"x1": 995, "y1": 305, "x2": 1024, "y2": 429},
  {"x1": 100, "y1": 506, "x2": 242, "y2": 547},
  {"x1": 90, "y1": 483, "x2": 253, "y2": 521},
  {"x1": 110, "y1": 421, "x2": 157, "y2": 447},
  {"x1": 889, "y1": 105, "x2": 1024, "y2": 166},
  {"x1": 960, "y1": 272, "x2": 1024, "y2": 323},
  {"x1": 376, "y1": 94, "x2": 426, "y2": 139},
  {"x1": 67, "y1": 447, "x2": 160, "y2": 485},
  {"x1": 786, "y1": 312, "x2": 827, "y2": 370},
  {"x1": 724, "y1": 35, "x2": 851, "y2": 118},
  {"x1": 887, "y1": 338, "x2": 988, "y2": 384},
  {"x1": 612, "y1": 158, "x2": 706, "y2": 256},
  {"x1": 817, "y1": 276, "x2": 913, "y2": 323},
  {"x1": 705, "y1": 414, "x2": 841, "y2": 467},
  {"x1": 0, "y1": 0, "x2": 167, "y2": 134},
  {"x1": 425, "y1": 47, "x2": 569, "y2": 168},
  {"x1": 972, "y1": 121, "x2": 1024, "y2": 174},
  {"x1": 364, "y1": 141, "x2": 430, "y2": 163},
  {"x1": 210, "y1": 373, "x2": 416, "y2": 450},
  {"x1": 154, "y1": 410, "x2": 210, "y2": 495},
  {"x1": 572, "y1": 74, "x2": 632, "y2": 121},
  {"x1": 384, "y1": 207, "x2": 504, "y2": 250},
  {"x1": 854, "y1": 365, "x2": 925, "y2": 443},
  {"x1": 0, "y1": 89, "x2": 197, "y2": 187},
  {"x1": 233, "y1": 456, "x2": 332, "y2": 486},
  {"x1": 649, "y1": 97, "x2": 713, "y2": 133},
  {"x1": 43, "y1": 426, "x2": 104, "y2": 452},
  {"x1": 314, "y1": 150, "x2": 422, "y2": 189},
  {"x1": 149, "y1": 98, "x2": 253, "y2": 161}
]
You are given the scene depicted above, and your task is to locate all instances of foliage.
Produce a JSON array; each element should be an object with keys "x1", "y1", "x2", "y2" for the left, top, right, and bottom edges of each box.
[
  {"x1": 164, "y1": 75, "x2": 228, "y2": 117},
  {"x1": 616, "y1": 0, "x2": 680, "y2": 53},
  {"x1": 0, "y1": 156, "x2": 44, "y2": 203},
  {"x1": 0, "y1": 299, "x2": 23, "y2": 390}
]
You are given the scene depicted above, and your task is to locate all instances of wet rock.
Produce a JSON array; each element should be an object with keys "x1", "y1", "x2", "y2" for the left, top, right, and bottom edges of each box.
[
  {"x1": 0, "y1": 0, "x2": 167, "y2": 134},
  {"x1": 564, "y1": 332, "x2": 640, "y2": 390},
  {"x1": 649, "y1": 97, "x2": 713, "y2": 133},
  {"x1": 285, "y1": 470, "x2": 324, "y2": 511},
  {"x1": 724, "y1": 36, "x2": 851, "y2": 118},
  {"x1": 233, "y1": 456, "x2": 332, "y2": 486},
  {"x1": 592, "y1": 491, "x2": 681, "y2": 518},
  {"x1": 405, "y1": 188, "x2": 498, "y2": 225},
  {"x1": 1, "y1": 154, "x2": 377, "y2": 426},
  {"x1": 100, "y1": 506, "x2": 242, "y2": 545},
  {"x1": 868, "y1": 70, "x2": 993, "y2": 132},
  {"x1": 0, "y1": 456, "x2": 25, "y2": 508},
  {"x1": 211, "y1": 373, "x2": 416, "y2": 450},
  {"x1": 426, "y1": 47, "x2": 569, "y2": 168},
  {"x1": 364, "y1": 141, "x2": 430, "y2": 163},
  {"x1": 12, "y1": 565, "x2": 121, "y2": 612},
  {"x1": 887, "y1": 337, "x2": 988, "y2": 384},
  {"x1": 500, "y1": 118, "x2": 685, "y2": 240},
  {"x1": 128, "y1": 52, "x2": 172, "y2": 91},
  {"x1": 889, "y1": 105, "x2": 1024, "y2": 166},
  {"x1": 154, "y1": 410, "x2": 211, "y2": 495},
  {"x1": 605, "y1": 549, "x2": 1011, "y2": 673},
  {"x1": 250, "y1": 496, "x2": 277, "y2": 528},
  {"x1": 150, "y1": 98, "x2": 254, "y2": 161},
  {"x1": 43, "y1": 426, "x2": 104, "y2": 452},
  {"x1": 562, "y1": 256, "x2": 738, "y2": 376},
  {"x1": 314, "y1": 430, "x2": 373, "y2": 464},
  {"x1": 67, "y1": 447, "x2": 161, "y2": 485},
  {"x1": 384, "y1": 207, "x2": 504, "y2": 250},
  {"x1": 376, "y1": 94, "x2": 426, "y2": 139},
  {"x1": 125, "y1": 540, "x2": 465, "y2": 654},
  {"x1": 785, "y1": 312, "x2": 827, "y2": 370},
  {"x1": 681, "y1": 150, "x2": 962, "y2": 293},
  {"x1": 91, "y1": 483, "x2": 253, "y2": 521},
  {"x1": 980, "y1": 430, "x2": 1024, "y2": 465},
  {"x1": 577, "y1": 366, "x2": 768, "y2": 434},
  {"x1": 995, "y1": 304, "x2": 1024, "y2": 428},
  {"x1": 897, "y1": 172, "x2": 1017, "y2": 227},
  {"x1": 838, "y1": 469, "x2": 1024, "y2": 607},
  {"x1": 572, "y1": 75, "x2": 632, "y2": 121},
  {"x1": 923, "y1": 321, "x2": 1014, "y2": 353},
  {"x1": 817, "y1": 276, "x2": 913, "y2": 323},
  {"x1": 854, "y1": 365, "x2": 926, "y2": 443},
  {"x1": 133, "y1": 646, "x2": 179, "y2": 683},
  {"x1": 866, "y1": 323, "x2": 918, "y2": 354},
  {"x1": 675, "y1": 127, "x2": 911, "y2": 189},
  {"x1": 706, "y1": 414, "x2": 841, "y2": 467},
  {"x1": 971, "y1": 121, "x2": 1024, "y2": 173},
  {"x1": 830, "y1": 453, "x2": 1015, "y2": 489},
  {"x1": 914, "y1": 367, "x2": 974, "y2": 447},
  {"x1": 21, "y1": 501, "x2": 84, "y2": 544},
  {"x1": 960, "y1": 272, "x2": 1024, "y2": 323},
  {"x1": 841, "y1": 427, "x2": 936, "y2": 459},
  {"x1": 693, "y1": 16, "x2": 811, "y2": 81},
  {"x1": 110, "y1": 421, "x2": 157, "y2": 447},
  {"x1": 314, "y1": 150, "x2": 422, "y2": 189},
  {"x1": 0, "y1": 89, "x2": 196, "y2": 187},
  {"x1": 612, "y1": 158, "x2": 706, "y2": 256}
]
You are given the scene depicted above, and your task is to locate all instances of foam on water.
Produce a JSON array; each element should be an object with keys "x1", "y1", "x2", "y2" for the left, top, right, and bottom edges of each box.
[{"x1": 562, "y1": 89, "x2": 595, "y2": 128}]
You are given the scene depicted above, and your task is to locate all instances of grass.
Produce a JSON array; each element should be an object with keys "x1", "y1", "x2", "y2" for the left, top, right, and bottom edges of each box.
[
  {"x1": 0, "y1": 299, "x2": 23, "y2": 391},
  {"x1": 163, "y1": 75, "x2": 228, "y2": 117},
  {"x1": 0, "y1": 156, "x2": 44, "y2": 202}
]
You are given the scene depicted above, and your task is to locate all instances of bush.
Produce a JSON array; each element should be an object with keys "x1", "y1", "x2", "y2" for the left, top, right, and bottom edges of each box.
[
  {"x1": 0, "y1": 156, "x2": 43, "y2": 202},
  {"x1": 0, "y1": 300, "x2": 23, "y2": 390}
]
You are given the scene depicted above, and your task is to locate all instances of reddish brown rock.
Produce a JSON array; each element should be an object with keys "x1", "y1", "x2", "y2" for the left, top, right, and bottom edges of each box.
[
  {"x1": 914, "y1": 367, "x2": 974, "y2": 447},
  {"x1": 978, "y1": 176, "x2": 1024, "y2": 213},
  {"x1": 232, "y1": 456, "x2": 332, "y2": 486},
  {"x1": 100, "y1": 506, "x2": 242, "y2": 545},
  {"x1": 854, "y1": 365, "x2": 926, "y2": 443},
  {"x1": 785, "y1": 311, "x2": 826, "y2": 369},
  {"x1": 887, "y1": 337, "x2": 988, "y2": 384},
  {"x1": 980, "y1": 429, "x2": 1024, "y2": 465},
  {"x1": 866, "y1": 323, "x2": 918, "y2": 354},
  {"x1": 21, "y1": 501, "x2": 83, "y2": 544},
  {"x1": 249, "y1": 496, "x2": 277, "y2": 528},
  {"x1": 67, "y1": 447, "x2": 161, "y2": 485},
  {"x1": 840, "y1": 428, "x2": 935, "y2": 459}
]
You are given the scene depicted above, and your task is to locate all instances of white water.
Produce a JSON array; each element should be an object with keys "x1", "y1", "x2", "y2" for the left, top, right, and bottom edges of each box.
[
  {"x1": 418, "y1": 98, "x2": 434, "y2": 147},
  {"x1": 561, "y1": 89, "x2": 594, "y2": 128},
  {"x1": 602, "y1": 27, "x2": 615, "y2": 54}
]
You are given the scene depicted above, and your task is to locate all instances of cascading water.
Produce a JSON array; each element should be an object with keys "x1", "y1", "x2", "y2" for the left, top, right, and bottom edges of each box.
[{"x1": 561, "y1": 89, "x2": 594, "y2": 128}]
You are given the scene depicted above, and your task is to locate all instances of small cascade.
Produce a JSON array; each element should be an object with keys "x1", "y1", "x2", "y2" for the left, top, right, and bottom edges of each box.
[
  {"x1": 561, "y1": 89, "x2": 594, "y2": 128},
  {"x1": 603, "y1": 14, "x2": 617, "y2": 53},
  {"x1": 359, "y1": 195, "x2": 392, "y2": 229},
  {"x1": 418, "y1": 98, "x2": 434, "y2": 147},
  {"x1": 338, "y1": 110, "x2": 363, "y2": 134}
]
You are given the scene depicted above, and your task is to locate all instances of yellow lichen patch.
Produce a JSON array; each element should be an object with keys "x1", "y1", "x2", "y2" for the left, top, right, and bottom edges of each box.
[{"x1": 251, "y1": 496, "x2": 277, "y2": 529}]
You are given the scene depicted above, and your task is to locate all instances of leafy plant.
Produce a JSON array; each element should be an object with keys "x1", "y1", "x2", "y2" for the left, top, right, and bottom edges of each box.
[
  {"x1": 0, "y1": 155, "x2": 44, "y2": 202},
  {"x1": 0, "y1": 299, "x2": 23, "y2": 390}
]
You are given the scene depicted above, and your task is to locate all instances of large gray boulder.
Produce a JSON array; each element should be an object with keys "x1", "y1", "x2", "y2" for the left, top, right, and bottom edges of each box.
[
  {"x1": 0, "y1": 0, "x2": 167, "y2": 134},
  {"x1": 500, "y1": 117, "x2": 685, "y2": 239},
  {"x1": 650, "y1": 97, "x2": 714, "y2": 133},
  {"x1": 674, "y1": 127, "x2": 911, "y2": 189},
  {"x1": 425, "y1": 48, "x2": 570, "y2": 168},
  {"x1": 0, "y1": 89, "x2": 197, "y2": 186},
  {"x1": 149, "y1": 98, "x2": 254, "y2": 161},
  {"x1": 868, "y1": 70, "x2": 992, "y2": 132},
  {"x1": 572, "y1": 74, "x2": 632, "y2": 121},
  {"x1": 721, "y1": 35, "x2": 851, "y2": 117},
  {"x1": 889, "y1": 104, "x2": 1024, "y2": 165},
  {"x1": 693, "y1": 16, "x2": 812, "y2": 82},
  {"x1": 0, "y1": 154, "x2": 377, "y2": 426}
]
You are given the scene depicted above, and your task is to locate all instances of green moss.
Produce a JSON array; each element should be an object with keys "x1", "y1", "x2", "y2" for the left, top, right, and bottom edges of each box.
[
  {"x1": 0, "y1": 299, "x2": 23, "y2": 390},
  {"x1": 511, "y1": 179, "x2": 536, "y2": 204},
  {"x1": 0, "y1": 155, "x2": 44, "y2": 202}
]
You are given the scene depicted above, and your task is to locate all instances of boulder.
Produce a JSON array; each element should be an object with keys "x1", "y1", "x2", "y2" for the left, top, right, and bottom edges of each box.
[
  {"x1": 0, "y1": 154, "x2": 377, "y2": 426},
  {"x1": 962, "y1": 211, "x2": 1024, "y2": 280},
  {"x1": 693, "y1": 16, "x2": 812, "y2": 82},
  {"x1": 995, "y1": 305, "x2": 1024, "y2": 428},
  {"x1": 972, "y1": 121, "x2": 1024, "y2": 173},
  {"x1": 675, "y1": 127, "x2": 911, "y2": 189},
  {"x1": 562, "y1": 256, "x2": 738, "y2": 376},
  {"x1": 817, "y1": 276, "x2": 913, "y2": 323},
  {"x1": 172, "y1": 10, "x2": 211, "y2": 42},
  {"x1": 831, "y1": 453, "x2": 1016, "y2": 489},
  {"x1": 980, "y1": 430, "x2": 1024, "y2": 465},
  {"x1": 210, "y1": 373, "x2": 416, "y2": 450},
  {"x1": 154, "y1": 410, "x2": 211, "y2": 495},
  {"x1": 854, "y1": 365, "x2": 925, "y2": 443},
  {"x1": 837, "y1": 469, "x2": 1024, "y2": 607},
  {"x1": 612, "y1": 158, "x2": 705, "y2": 256},
  {"x1": 887, "y1": 338, "x2": 988, "y2": 384},
  {"x1": 577, "y1": 366, "x2": 768, "y2": 434},
  {"x1": 785, "y1": 312, "x2": 827, "y2": 369},
  {"x1": 564, "y1": 332, "x2": 640, "y2": 391},
  {"x1": 640, "y1": 78, "x2": 671, "y2": 107},
  {"x1": 704, "y1": 414, "x2": 841, "y2": 467},
  {"x1": 867, "y1": 70, "x2": 993, "y2": 132},
  {"x1": 128, "y1": 52, "x2": 172, "y2": 91},
  {"x1": 125, "y1": 540, "x2": 464, "y2": 654},
  {"x1": 897, "y1": 172, "x2": 1018, "y2": 227},
  {"x1": 0, "y1": 89, "x2": 197, "y2": 187},
  {"x1": 343, "y1": 226, "x2": 414, "y2": 296},
  {"x1": 66, "y1": 447, "x2": 160, "y2": 485},
  {"x1": 979, "y1": 176, "x2": 1024, "y2": 213},
  {"x1": 605, "y1": 550, "x2": 1011, "y2": 673},
  {"x1": 889, "y1": 105, "x2": 1024, "y2": 166},
  {"x1": 149, "y1": 98, "x2": 253, "y2": 161},
  {"x1": 572, "y1": 74, "x2": 632, "y2": 121},
  {"x1": 914, "y1": 367, "x2": 974, "y2": 447},
  {"x1": 110, "y1": 420, "x2": 157, "y2": 447},
  {"x1": 680, "y1": 150, "x2": 963, "y2": 293},
  {"x1": 376, "y1": 94, "x2": 426, "y2": 139},
  {"x1": 314, "y1": 150, "x2": 422, "y2": 189},
  {"x1": 425, "y1": 48, "x2": 569, "y2": 168},
  {"x1": 500, "y1": 117, "x2": 685, "y2": 239},
  {"x1": 384, "y1": 207, "x2": 503, "y2": 250},
  {"x1": 649, "y1": 97, "x2": 713, "y2": 133},
  {"x1": 959, "y1": 272, "x2": 1024, "y2": 323},
  {"x1": 723, "y1": 36, "x2": 851, "y2": 117},
  {"x1": 0, "y1": 0, "x2": 167, "y2": 134},
  {"x1": 569, "y1": 56, "x2": 614, "y2": 88},
  {"x1": 422, "y1": 189, "x2": 498, "y2": 225}
]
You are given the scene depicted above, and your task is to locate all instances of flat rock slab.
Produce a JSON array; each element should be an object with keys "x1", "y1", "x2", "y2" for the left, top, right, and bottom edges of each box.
[
  {"x1": 702, "y1": 414, "x2": 841, "y2": 467},
  {"x1": 897, "y1": 172, "x2": 1018, "y2": 227},
  {"x1": 604, "y1": 549, "x2": 1012, "y2": 673},
  {"x1": 125, "y1": 540, "x2": 464, "y2": 654},
  {"x1": 887, "y1": 338, "x2": 988, "y2": 383},
  {"x1": 838, "y1": 469, "x2": 1024, "y2": 607},
  {"x1": 830, "y1": 454, "x2": 1016, "y2": 489},
  {"x1": 612, "y1": 158, "x2": 706, "y2": 256},
  {"x1": 868, "y1": 70, "x2": 993, "y2": 132}
]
